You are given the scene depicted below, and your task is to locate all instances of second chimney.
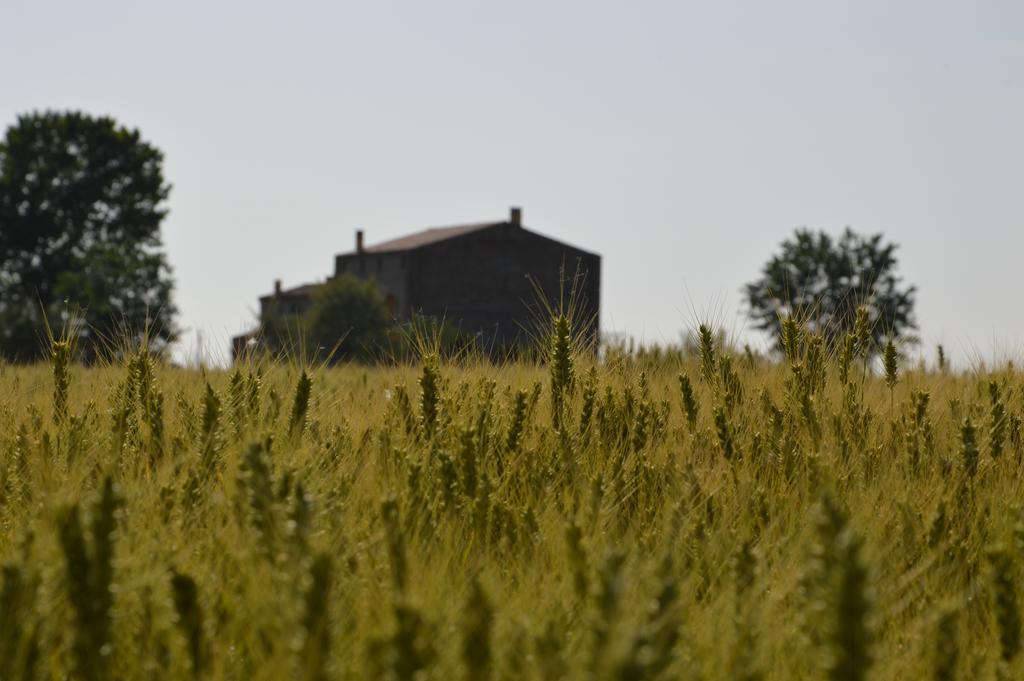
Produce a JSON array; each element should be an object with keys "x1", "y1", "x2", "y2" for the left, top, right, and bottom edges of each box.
[
  {"x1": 356, "y1": 229, "x2": 365, "y2": 253},
  {"x1": 510, "y1": 206, "x2": 522, "y2": 226},
  {"x1": 274, "y1": 279, "x2": 282, "y2": 295}
]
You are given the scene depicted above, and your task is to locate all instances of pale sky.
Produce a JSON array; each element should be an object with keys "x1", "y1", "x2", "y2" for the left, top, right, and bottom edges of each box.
[{"x1": 3, "y1": 1, "x2": 1022, "y2": 366}]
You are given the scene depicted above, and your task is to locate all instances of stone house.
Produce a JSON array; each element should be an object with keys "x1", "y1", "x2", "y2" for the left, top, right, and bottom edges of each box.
[{"x1": 233, "y1": 207, "x2": 600, "y2": 357}]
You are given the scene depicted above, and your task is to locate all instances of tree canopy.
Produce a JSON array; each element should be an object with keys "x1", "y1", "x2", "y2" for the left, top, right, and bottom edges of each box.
[
  {"x1": 0, "y1": 110, "x2": 176, "y2": 361},
  {"x1": 744, "y1": 228, "x2": 916, "y2": 353}
]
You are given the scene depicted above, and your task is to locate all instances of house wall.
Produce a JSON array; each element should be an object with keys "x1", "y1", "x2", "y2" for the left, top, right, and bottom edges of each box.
[
  {"x1": 259, "y1": 292, "x2": 315, "y2": 318},
  {"x1": 406, "y1": 224, "x2": 601, "y2": 347},
  {"x1": 334, "y1": 252, "x2": 410, "y2": 318}
]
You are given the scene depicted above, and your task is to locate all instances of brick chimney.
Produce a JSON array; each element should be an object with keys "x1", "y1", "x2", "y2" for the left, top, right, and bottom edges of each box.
[
  {"x1": 510, "y1": 206, "x2": 522, "y2": 226},
  {"x1": 274, "y1": 279, "x2": 282, "y2": 295},
  {"x1": 356, "y1": 229, "x2": 365, "y2": 253}
]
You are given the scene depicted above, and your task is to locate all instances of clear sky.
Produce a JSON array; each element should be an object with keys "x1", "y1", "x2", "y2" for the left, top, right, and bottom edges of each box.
[{"x1": 3, "y1": 1, "x2": 1022, "y2": 365}]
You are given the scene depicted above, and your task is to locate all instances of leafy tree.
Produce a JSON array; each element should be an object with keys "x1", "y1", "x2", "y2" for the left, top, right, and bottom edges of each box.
[
  {"x1": 0, "y1": 111, "x2": 176, "y2": 361},
  {"x1": 302, "y1": 274, "x2": 392, "y2": 363},
  {"x1": 744, "y1": 228, "x2": 916, "y2": 353}
]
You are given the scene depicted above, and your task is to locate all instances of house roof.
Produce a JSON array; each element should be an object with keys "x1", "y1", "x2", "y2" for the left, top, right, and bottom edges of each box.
[
  {"x1": 361, "y1": 221, "x2": 503, "y2": 253},
  {"x1": 334, "y1": 208, "x2": 599, "y2": 259},
  {"x1": 258, "y1": 282, "x2": 322, "y2": 301}
]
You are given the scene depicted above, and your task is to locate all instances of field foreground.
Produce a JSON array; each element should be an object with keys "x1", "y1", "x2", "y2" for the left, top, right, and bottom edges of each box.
[{"x1": 1, "y1": 328, "x2": 1022, "y2": 680}]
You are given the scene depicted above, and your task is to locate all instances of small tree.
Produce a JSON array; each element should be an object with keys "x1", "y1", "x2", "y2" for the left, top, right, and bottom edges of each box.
[
  {"x1": 303, "y1": 274, "x2": 391, "y2": 363},
  {"x1": 0, "y1": 111, "x2": 176, "y2": 361},
  {"x1": 744, "y1": 228, "x2": 916, "y2": 353}
]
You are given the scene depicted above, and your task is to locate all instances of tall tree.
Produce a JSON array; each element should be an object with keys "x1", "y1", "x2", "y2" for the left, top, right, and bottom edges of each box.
[
  {"x1": 744, "y1": 228, "x2": 916, "y2": 353},
  {"x1": 0, "y1": 111, "x2": 176, "y2": 361}
]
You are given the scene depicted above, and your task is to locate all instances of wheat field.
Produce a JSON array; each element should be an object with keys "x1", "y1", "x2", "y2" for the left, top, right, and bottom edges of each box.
[{"x1": 0, "y1": 318, "x2": 1021, "y2": 680}]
